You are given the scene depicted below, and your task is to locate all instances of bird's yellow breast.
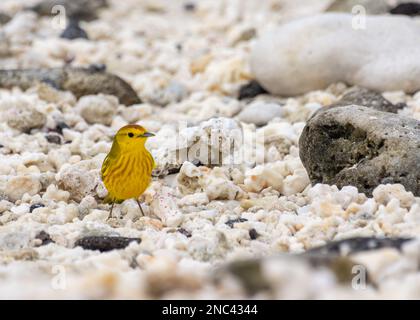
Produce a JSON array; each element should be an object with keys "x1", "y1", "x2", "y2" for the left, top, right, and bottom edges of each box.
[{"x1": 102, "y1": 149, "x2": 154, "y2": 202}]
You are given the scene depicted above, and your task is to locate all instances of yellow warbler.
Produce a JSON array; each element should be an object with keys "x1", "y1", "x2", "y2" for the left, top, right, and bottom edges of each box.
[{"x1": 101, "y1": 124, "x2": 155, "y2": 216}]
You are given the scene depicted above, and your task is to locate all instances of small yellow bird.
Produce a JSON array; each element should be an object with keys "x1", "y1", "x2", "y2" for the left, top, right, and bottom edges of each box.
[{"x1": 101, "y1": 124, "x2": 155, "y2": 216}]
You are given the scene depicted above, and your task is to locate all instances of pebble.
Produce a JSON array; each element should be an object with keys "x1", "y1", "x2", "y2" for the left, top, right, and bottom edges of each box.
[
  {"x1": 45, "y1": 134, "x2": 62, "y2": 144},
  {"x1": 248, "y1": 228, "x2": 259, "y2": 240},
  {"x1": 226, "y1": 218, "x2": 248, "y2": 228},
  {"x1": 307, "y1": 237, "x2": 413, "y2": 256},
  {"x1": 74, "y1": 236, "x2": 141, "y2": 252},
  {"x1": 4, "y1": 175, "x2": 42, "y2": 202},
  {"x1": 56, "y1": 158, "x2": 102, "y2": 202},
  {"x1": 34, "y1": 231, "x2": 54, "y2": 246},
  {"x1": 60, "y1": 20, "x2": 89, "y2": 40},
  {"x1": 76, "y1": 94, "x2": 118, "y2": 125},
  {"x1": 389, "y1": 3, "x2": 420, "y2": 16},
  {"x1": 238, "y1": 80, "x2": 268, "y2": 100},
  {"x1": 237, "y1": 101, "x2": 283, "y2": 126},
  {"x1": 29, "y1": 203, "x2": 45, "y2": 213},
  {"x1": 5, "y1": 102, "x2": 46, "y2": 132}
]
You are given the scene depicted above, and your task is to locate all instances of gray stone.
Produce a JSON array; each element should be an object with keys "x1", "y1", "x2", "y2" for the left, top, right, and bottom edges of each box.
[
  {"x1": 236, "y1": 101, "x2": 283, "y2": 126},
  {"x1": 299, "y1": 106, "x2": 420, "y2": 196},
  {"x1": 307, "y1": 237, "x2": 413, "y2": 256},
  {"x1": 0, "y1": 67, "x2": 141, "y2": 106},
  {"x1": 74, "y1": 236, "x2": 141, "y2": 252},
  {"x1": 329, "y1": 87, "x2": 404, "y2": 113}
]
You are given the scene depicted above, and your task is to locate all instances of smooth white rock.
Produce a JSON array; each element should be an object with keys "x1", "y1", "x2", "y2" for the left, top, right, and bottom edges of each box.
[{"x1": 251, "y1": 14, "x2": 420, "y2": 95}]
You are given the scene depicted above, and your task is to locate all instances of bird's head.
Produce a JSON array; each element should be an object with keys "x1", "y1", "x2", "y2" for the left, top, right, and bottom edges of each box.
[{"x1": 114, "y1": 124, "x2": 155, "y2": 149}]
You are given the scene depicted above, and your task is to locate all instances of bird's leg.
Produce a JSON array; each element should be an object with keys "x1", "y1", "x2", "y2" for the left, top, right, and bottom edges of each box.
[
  {"x1": 109, "y1": 202, "x2": 115, "y2": 218},
  {"x1": 136, "y1": 199, "x2": 145, "y2": 216}
]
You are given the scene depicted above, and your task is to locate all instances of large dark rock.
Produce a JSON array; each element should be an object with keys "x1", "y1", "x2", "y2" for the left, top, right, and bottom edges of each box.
[
  {"x1": 299, "y1": 106, "x2": 420, "y2": 196},
  {"x1": 0, "y1": 67, "x2": 141, "y2": 106}
]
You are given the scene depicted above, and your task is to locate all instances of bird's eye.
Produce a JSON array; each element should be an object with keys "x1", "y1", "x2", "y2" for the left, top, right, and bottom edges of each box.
[{"x1": 128, "y1": 132, "x2": 134, "y2": 138}]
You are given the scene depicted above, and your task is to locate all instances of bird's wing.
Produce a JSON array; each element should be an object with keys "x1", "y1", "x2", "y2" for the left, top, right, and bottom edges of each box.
[
  {"x1": 101, "y1": 154, "x2": 111, "y2": 179},
  {"x1": 101, "y1": 139, "x2": 120, "y2": 180}
]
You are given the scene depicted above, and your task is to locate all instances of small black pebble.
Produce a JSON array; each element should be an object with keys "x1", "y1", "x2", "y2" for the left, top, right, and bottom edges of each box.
[
  {"x1": 389, "y1": 3, "x2": 420, "y2": 16},
  {"x1": 394, "y1": 102, "x2": 408, "y2": 110},
  {"x1": 226, "y1": 218, "x2": 248, "y2": 228},
  {"x1": 88, "y1": 63, "x2": 107, "y2": 72},
  {"x1": 249, "y1": 228, "x2": 259, "y2": 240},
  {"x1": 60, "y1": 20, "x2": 89, "y2": 40},
  {"x1": 35, "y1": 231, "x2": 54, "y2": 246},
  {"x1": 54, "y1": 122, "x2": 70, "y2": 135},
  {"x1": 75, "y1": 236, "x2": 141, "y2": 252},
  {"x1": 191, "y1": 159, "x2": 203, "y2": 167},
  {"x1": 184, "y1": 2, "x2": 196, "y2": 12},
  {"x1": 45, "y1": 134, "x2": 62, "y2": 144},
  {"x1": 178, "y1": 228, "x2": 192, "y2": 238},
  {"x1": 238, "y1": 80, "x2": 268, "y2": 100},
  {"x1": 30, "y1": 203, "x2": 45, "y2": 213},
  {"x1": 167, "y1": 167, "x2": 181, "y2": 175}
]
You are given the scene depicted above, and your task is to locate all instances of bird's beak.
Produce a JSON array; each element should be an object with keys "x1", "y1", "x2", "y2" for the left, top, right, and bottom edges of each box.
[{"x1": 139, "y1": 132, "x2": 155, "y2": 138}]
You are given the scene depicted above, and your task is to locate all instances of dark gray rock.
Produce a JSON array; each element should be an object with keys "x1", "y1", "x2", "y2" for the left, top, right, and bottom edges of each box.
[
  {"x1": 60, "y1": 19, "x2": 88, "y2": 40},
  {"x1": 238, "y1": 80, "x2": 267, "y2": 100},
  {"x1": 248, "y1": 228, "x2": 259, "y2": 240},
  {"x1": 390, "y1": 3, "x2": 420, "y2": 16},
  {"x1": 330, "y1": 87, "x2": 404, "y2": 113},
  {"x1": 307, "y1": 237, "x2": 413, "y2": 256},
  {"x1": 29, "y1": 203, "x2": 45, "y2": 213},
  {"x1": 45, "y1": 134, "x2": 62, "y2": 144},
  {"x1": 50, "y1": 122, "x2": 70, "y2": 135},
  {"x1": 177, "y1": 228, "x2": 192, "y2": 238},
  {"x1": 0, "y1": 67, "x2": 141, "y2": 106},
  {"x1": 299, "y1": 105, "x2": 420, "y2": 196},
  {"x1": 75, "y1": 236, "x2": 141, "y2": 252},
  {"x1": 225, "y1": 218, "x2": 248, "y2": 228},
  {"x1": 35, "y1": 231, "x2": 54, "y2": 246}
]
